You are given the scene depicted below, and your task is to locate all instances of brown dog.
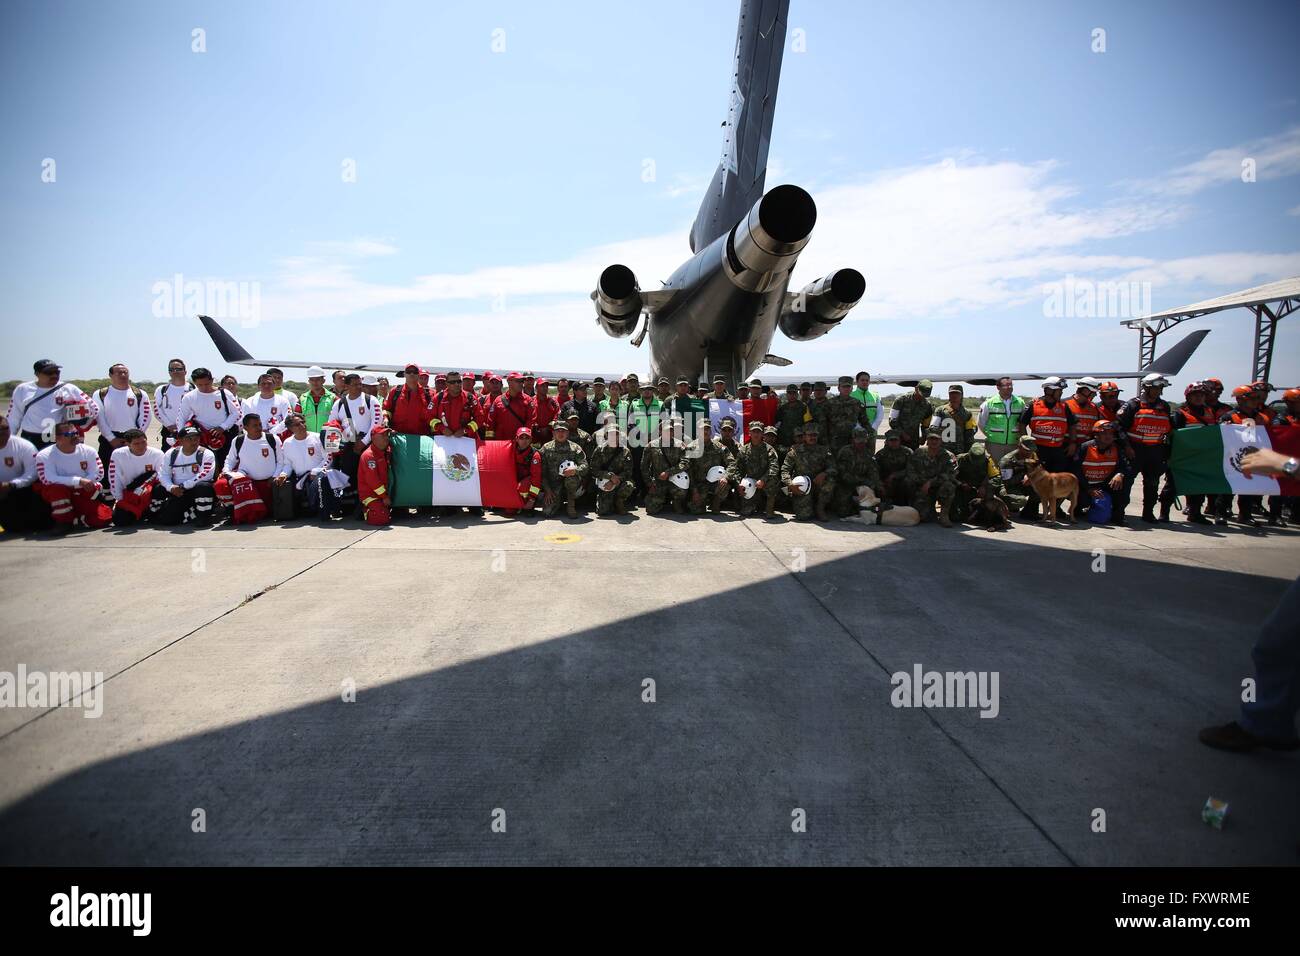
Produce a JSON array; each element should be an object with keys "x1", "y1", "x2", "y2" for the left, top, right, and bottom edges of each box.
[
  {"x1": 1025, "y1": 459, "x2": 1079, "y2": 524},
  {"x1": 969, "y1": 495, "x2": 1012, "y2": 531}
]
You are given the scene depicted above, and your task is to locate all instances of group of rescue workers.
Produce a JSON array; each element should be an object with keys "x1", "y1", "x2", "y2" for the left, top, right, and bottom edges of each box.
[{"x1": 1, "y1": 356, "x2": 1296, "y2": 534}]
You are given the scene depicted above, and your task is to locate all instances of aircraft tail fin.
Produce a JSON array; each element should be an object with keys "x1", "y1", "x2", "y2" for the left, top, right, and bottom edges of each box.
[{"x1": 1143, "y1": 328, "x2": 1210, "y2": 375}]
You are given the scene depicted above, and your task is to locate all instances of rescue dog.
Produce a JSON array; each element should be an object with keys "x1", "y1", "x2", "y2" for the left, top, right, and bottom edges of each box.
[
  {"x1": 968, "y1": 494, "x2": 1012, "y2": 531},
  {"x1": 848, "y1": 487, "x2": 921, "y2": 527},
  {"x1": 1025, "y1": 458, "x2": 1079, "y2": 525}
]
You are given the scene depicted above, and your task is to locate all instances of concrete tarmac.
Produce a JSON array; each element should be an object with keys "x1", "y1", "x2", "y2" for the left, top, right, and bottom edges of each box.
[{"x1": 0, "y1": 505, "x2": 1297, "y2": 865}]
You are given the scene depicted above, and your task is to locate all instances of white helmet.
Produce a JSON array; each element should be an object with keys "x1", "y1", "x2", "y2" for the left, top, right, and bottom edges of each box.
[
  {"x1": 739, "y1": 477, "x2": 757, "y2": 499},
  {"x1": 1077, "y1": 376, "x2": 1102, "y2": 389},
  {"x1": 670, "y1": 470, "x2": 691, "y2": 490},
  {"x1": 559, "y1": 459, "x2": 577, "y2": 475},
  {"x1": 306, "y1": 365, "x2": 326, "y2": 379},
  {"x1": 706, "y1": 465, "x2": 727, "y2": 484},
  {"x1": 596, "y1": 475, "x2": 616, "y2": 492},
  {"x1": 1142, "y1": 373, "x2": 1169, "y2": 389},
  {"x1": 790, "y1": 475, "x2": 812, "y2": 495},
  {"x1": 1042, "y1": 376, "x2": 1066, "y2": 391}
]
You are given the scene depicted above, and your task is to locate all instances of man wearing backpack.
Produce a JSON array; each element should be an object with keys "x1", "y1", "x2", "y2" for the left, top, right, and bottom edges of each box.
[
  {"x1": 175, "y1": 367, "x2": 240, "y2": 472},
  {"x1": 154, "y1": 358, "x2": 194, "y2": 449},
  {"x1": 94, "y1": 363, "x2": 154, "y2": 483},
  {"x1": 156, "y1": 425, "x2": 218, "y2": 526},
  {"x1": 108, "y1": 428, "x2": 167, "y2": 526},
  {"x1": 7, "y1": 358, "x2": 94, "y2": 450},
  {"x1": 216, "y1": 413, "x2": 282, "y2": 524}
]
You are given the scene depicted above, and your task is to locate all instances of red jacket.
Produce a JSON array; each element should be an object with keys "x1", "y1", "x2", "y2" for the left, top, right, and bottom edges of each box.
[
  {"x1": 433, "y1": 388, "x2": 480, "y2": 442},
  {"x1": 488, "y1": 393, "x2": 535, "y2": 442},
  {"x1": 358, "y1": 443, "x2": 390, "y2": 508},
  {"x1": 529, "y1": 396, "x2": 561, "y2": 445},
  {"x1": 514, "y1": 444, "x2": 543, "y2": 504},
  {"x1": 384, "y1": 384, "x2": 436, "y2": 436}
]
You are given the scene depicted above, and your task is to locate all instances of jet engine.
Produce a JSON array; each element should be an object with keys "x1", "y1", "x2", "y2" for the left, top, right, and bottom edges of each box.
[{"x1": 778, "y1": 268, "x2": 865, "y2": 341}]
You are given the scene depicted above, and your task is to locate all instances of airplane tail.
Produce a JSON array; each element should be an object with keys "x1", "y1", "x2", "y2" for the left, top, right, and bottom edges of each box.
[
  {"x1": 689, "y1": 0, "x2": 791, "y2": 254},
  {"x1": 1143, "y1": 328, "x2": 1210, "y2": 375}
]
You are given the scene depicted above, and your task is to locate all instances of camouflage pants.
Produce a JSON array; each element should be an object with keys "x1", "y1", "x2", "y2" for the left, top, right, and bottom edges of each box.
[
  {"x1": 645, "y1": 479, "x2": 688, "y2": 514},
  {"x1": 542, "y1": 477, "x2": 584, "y2": 516},
  {"x1": 790, "y1": 478, "x2": 836, "y2": 519},
  {"x1": 688, "y1": 480, "x2": 728, "y2": 514},
  {"x1": 737, "y1": 485, "x2": 775, "y2": 516},
  {"x1": 908, "y1": 477, "x2": 956, "y2": 516},
  {"x1": 595, "y1": 480, "x2": 635, "y2": 515}
]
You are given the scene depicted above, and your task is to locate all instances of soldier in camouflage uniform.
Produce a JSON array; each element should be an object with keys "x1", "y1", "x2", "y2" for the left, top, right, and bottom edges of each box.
[
  {"x1": 775, "y1": 384, "x2": 810, "y2": 456},
  {"x1": 822, "y1": 375, "x2": 873, "y2": 455},
  {"x1": 888, "y1": 379, "x2": 935, "y2": 449},
  {"x1": 875, "y1": 429, "x2": 914, "y2": 505},
  {"x1": 643, "y1": 416, "x2": 689, "y2": 514},
  {"x1": 589, "y1": 421, "x2": 635, "y2": 516},
  {"x1": 931, "y1": 384, "x2": 976, "y2": 455},
  {"x1": 563, "y1": 410, "x2": 597, "y2": 509},
  {"x1": 997, "y1": 436, "x2": 1041, "y2": 521},
  {"x1": 952, "y1": 442, "x2": 1000, "y2": 522},
  {"x1": 905, "y1": 426, "x2": 958, "y2": 526},
  {"x1": 728, "y1": 421, "x2": 781, "y2": 517},
  {"x1": 540, "y1": 420, "x2": 588, "y2": 517},
  {"x1": 832, "y1": 424, "x2": 885, "y2": 517},
  {"x1": 686, "y1": 419, "x2": 734, "y2": 514},
  {"x1": 781, "y1": 422, "x2": 837, "y2": 521},
  {"x1": 715, "y1": 417, "x2": 742, "y2": 461}
]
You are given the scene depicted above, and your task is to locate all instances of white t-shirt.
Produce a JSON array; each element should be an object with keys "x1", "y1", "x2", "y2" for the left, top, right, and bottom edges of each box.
[
  {"x1": 95, "y1": 386, "x2": 154, "y2": 440},
  {"x1": 0, "y1": 435, "x2": 38, "y2": 487},
  {"x1": 278, "y1": 433, "x2": 327, "y2": 477},
  {"x1": 154, "y1": 382, "x2": 194, "y2": 431},
  {"x1": 35, "y1": 443, "x2": 103, "y2": 487},
  {"x1": 223, "y1": 433, "x2": 282, "y2": 480},
  {"x1": 108, "y1": 445, "x2": 166, "y2": 498}
]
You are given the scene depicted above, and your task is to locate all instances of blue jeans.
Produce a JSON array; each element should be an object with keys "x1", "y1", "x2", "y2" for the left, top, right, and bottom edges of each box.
[{"x1": 1240, "y1": 574, "x2": 1300, "y2": 741}]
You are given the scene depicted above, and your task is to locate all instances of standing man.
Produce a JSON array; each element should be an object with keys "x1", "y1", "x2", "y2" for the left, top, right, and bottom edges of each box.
[
  {"x1": 299, "y1": 366, "x2": 336, "y2": 435},
  {"x1": 728, "y1": 421, "x2": 781, "y2": 517},
  {"x1": 1176, "y1": 382, "x2": 1222, "y2": 525},
  {"x1": 1117, "y1": 373, "x2": 1176, "y2": 524},
  {"x1": 905, "y1": 427, "x2": 959, "y2": 527},
  {"x1": 383, "y1": 363, "x2": 436, "y2": 436},
  {"x1": 1019, "y1": 377, "x2": 1076, "y2": 474},
  {"x1": 931, "y1": 384, "x2": 974, "y2": 456},
  {"x1": 781, "y1": 423, "x2": 837, "y2": 522},
  {"x1": 7, "y1": 359, "x2": 93, "y2": 450},
  {"x1": 889, "y1": 380, "x2": 935, "y2": 450},
  {"x1": 665, "y1": 377, "x2": 700, "y2": 441},
  {"x1": 0, "y1": 415, "x2": 47, "y2": 532},
  {"x1": 433, "y1": 371, "x2": 481, "y2": 443},
  {"x1": 823, "y1": 375, "x2": 873, "y2": 456},
  {"x1": 590, "y1": 377, "x2": 607, "y2": 408},
  {"x1": 806, "y1": 381, "x2": 831, "y2": 431},
  {"x1": 241, "y1": 373, "x2": 295, "y2": 437},
  {"x1": 1066, "y1": 377, "x2": 1102, "y2": 441},
  {"x1": 154, "y1": 358, "x2": 193, "y2": 450},
  {"x1": 710, "y1": 375, "x2": 734, "y2": 403},
  {"x1": 93, "y1": 363, "x2": 154, "y2": 482},
  {"x1": 155, "y1": 425, "x2": 218, "y2": 526},
  {"x1": 627, "y1": 382, "x2": 663, "y2": 499},
  {"x1": 1097, "y1": 381, "x2": 1124, "y2": 423},
  {"x1": 267, "y1": 368, "x2": 298, "y2": 407},
  {"x1": 850, "y1": 372, "x2": 884, "y2": 452},
  {"x1": 176, "y1": 367, "x2": 240, "y2": 472},
  {"x1": 529, "y1": 379, "x2": 561, "y2": 448},
  {"x1": 977, "y1": 376, "x2": 1024, "y2": 465},
  {"x1": 563, "y1": 381, "x2": 600, "y2": 435},
  {"x1": 488, "y1": 372, "x2": 536, "y2": 443},
  {"x1": 35, "y1": 419, "x2": 112, "y2": 533},
  {"x1": 330, "y1": 374, "x2": 382, "y2": 481},
  {"x1": 775, "y1": 384, "x2": 809, "y2": 458}
]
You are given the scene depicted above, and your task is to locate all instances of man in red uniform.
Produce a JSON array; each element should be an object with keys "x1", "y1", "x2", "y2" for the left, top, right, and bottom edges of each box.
[
  {"x1": 488, "y1": 372, "x2": 536, "y2": 442},
  {"x1": 478, "y1": 372, "x2": 503, "y2": 437},
  {"x1": 358, "y1": 426, "x2": 392, "y2": 525},
  {"x1": 499, "y1": 427, "x2": 543, "y2": 517},
  {"x1": 433, "y1": 371, "x2": 481, "y2": 443},
  {"x1": 384, "y1": 362, "x2": 437, "y2": 436},
  {"x1": 1269, "y1": 388, "x2": 1300, "y2": 526},
  {"x1": 529, "y1": 378, "x2": 560, "y2": 447}
]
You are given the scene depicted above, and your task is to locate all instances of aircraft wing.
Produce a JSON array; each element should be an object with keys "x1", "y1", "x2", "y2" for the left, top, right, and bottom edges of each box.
[
  {"x1": 198, "y1": 315, "x2": 622, "y2": 382},
  {"x1": 751, "y1": 330, "x2": 1210, "y2": 388}
]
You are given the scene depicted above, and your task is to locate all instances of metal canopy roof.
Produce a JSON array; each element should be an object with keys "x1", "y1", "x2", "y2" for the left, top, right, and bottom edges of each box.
[{"x1": 1121, "y1": 276, "x2": 1300, "y2": 326}]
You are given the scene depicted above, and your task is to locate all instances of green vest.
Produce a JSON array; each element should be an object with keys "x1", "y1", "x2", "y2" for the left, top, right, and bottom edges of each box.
[
  {"x1": 851, "y1": 387, "x2": 879, "y2": 425},
  {"x1": 300, "y1": 390, "x2": 336, "y2": 433},
  {"x1": 982, "y1": 396, "x2": 1025, "y2": 445}
]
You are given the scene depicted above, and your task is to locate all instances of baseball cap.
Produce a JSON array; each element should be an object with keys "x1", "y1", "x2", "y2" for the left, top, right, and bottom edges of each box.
[{"x1": 34, "y1": 359, "x2": 60, "y2": 374}]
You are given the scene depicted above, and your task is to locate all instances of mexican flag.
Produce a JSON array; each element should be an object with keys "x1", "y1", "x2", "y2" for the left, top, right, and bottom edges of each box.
[
  {"x1": 1169, "y1": 424, "x2": 1300, "y2": 495},
  {"x1": 389, "y1": 435, "x2": 523, "y2": 508}
]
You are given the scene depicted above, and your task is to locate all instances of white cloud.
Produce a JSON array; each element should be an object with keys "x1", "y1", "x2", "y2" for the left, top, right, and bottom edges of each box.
[
  {"x1": 1288, "y1": 204, "x2": 1300, "y2": 216},
  {"x1": 1138, "y1": 127, "x2": 1300, "y2": 196}
]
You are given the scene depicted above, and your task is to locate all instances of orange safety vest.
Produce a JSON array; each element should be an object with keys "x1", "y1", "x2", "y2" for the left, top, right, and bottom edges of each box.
[
  {"x1": 1098, "y1": 402, "x2": 1120, "y2": 423},
  {"x1": 1131, "y1": 401, "x2": 1172, "y2": 445},
  {"x1": 1081, "y1": 443, "x2": 1119, "y2": 485},
  {"x1": 1029, "y1": 399, "x2": 1069, "y2": 447},
  {"x1": 1179, "y1": 405, "x2": 1216, "y2": 427},
  {"x1": 1229, "y1": 407, "x2": 1272, "y2": 425},
  {"x1": 1066, "y1": 397, "x2": 1100, "y2": 439}
]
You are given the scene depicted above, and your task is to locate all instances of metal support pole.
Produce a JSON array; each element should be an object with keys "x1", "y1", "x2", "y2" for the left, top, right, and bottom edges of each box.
[{"x1": 1252, "y1": 304, "x2": 1278, "y2": 383}]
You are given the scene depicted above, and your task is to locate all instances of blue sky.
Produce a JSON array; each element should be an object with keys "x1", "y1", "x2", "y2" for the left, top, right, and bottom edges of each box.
[{"x1": 2, "y1": 0, "x2": 1298, "y2": 393}]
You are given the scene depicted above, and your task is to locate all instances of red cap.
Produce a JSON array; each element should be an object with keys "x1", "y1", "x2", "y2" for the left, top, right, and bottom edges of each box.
[
  {"x1": 535, "y1": 378, "x2": 549, "y2": 387},
  {"x1": 372, "y1": 424, "x2": 391, "y2": 437},
  {"x1": 403, "y1": 361, "x2": 420, "y2": 372},
  {"x1": 517, "y1": 426, "x2": 532, "y2": 438},
  {"x1": 506, "y1": 371, "x2": 522, "y2": 382}
]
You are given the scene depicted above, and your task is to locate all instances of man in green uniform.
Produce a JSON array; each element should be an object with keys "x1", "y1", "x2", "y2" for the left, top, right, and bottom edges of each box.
[
  {"x1": 875, "y1": 429, "x2": 914, "y2": 505},
  {"x1": 832, "y1": 424, "x2": 884, "y2": 517},
  {"x1": 589, "y1": 420, "x2": 635, "y2": 516},
  {"x1": 822, "y1": 374, "x2": 873, "y2": 455},
  {"x1": 931, "y1": 384, "x2": 976, "y2": 455},
  {"x1": 889, "y1": 380, "x2": 935, "y2": 449},
  {"x1": 781, "y1": 422, "x2": 837, "y2": 522},
  {"x1": 997, "y1": 436, "x2": 1040, "y2": 521},
  {"x1": 643, "y1": 416, "x2": 689, "y2": 514},
  {"x1": 775, "y1": 384, "x2": 809, "y2": 456},
  {"x1": 952, "y1": 442, "x2": 1000, "y2": 522},
  {"x1": 729, "y1": 421, "x2": 781, "y2": 517},
  {"x1": 686, "y1": 419, "x2": 734, "y2": 514},
  {"x1": 540, "y1": 420, "x2": 588, "y2": 517},
  {"x1": 905, "y1": 426, "x2": 958, "y2": 526}
]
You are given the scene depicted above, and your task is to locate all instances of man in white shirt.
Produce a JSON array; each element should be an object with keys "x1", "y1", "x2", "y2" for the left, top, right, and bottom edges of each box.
[
  {"x1": 216, "y1": 413, "x2": 281, "y2": 524},
  {"x1": 276, "y1": 413, "x2": 348, "y2": 518},
  {"x1": 7, "y1": 358, "x2": 94, "y2": 450},
  {"x1": 154, "y1": 358, "x2": 193, "y2": 449},
  {"x1": 268, "y1": 367, "x2": 298, "y2": 408},
  {"x1": 93, "y1": 363, "x2": 155, "y2": 481},
  {"x1": 242, "y1": 373, "x2": 296, "y2": 437},
  {"x1": 0, "y1": 415, "x2": 50, "y2": 532},
  {"x1": 35, "y1": 418, "x2": 112, "y2": 533},
  {"x1": 330, "y1": 373, "x2": 381, "y2": 482},
  {"x1": 156, "y1": 425, "x2": 218, "y2": 525},
  {"x1": 175, "y1": 367, "x2": 241, "y2": 472},
  {"x1": 108, "y1": 428, "x2": 168, "y2": 526}
]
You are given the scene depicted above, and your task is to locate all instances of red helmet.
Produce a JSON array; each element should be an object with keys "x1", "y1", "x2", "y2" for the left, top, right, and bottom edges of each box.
[
  {"x1": 1092, "y1": 419, "x2": 1116, "y2": 433},
  {"x1": 1231, "y1": 385, "x2": 1253, "y2": 399},
  {"x1": 1284, "y1": 388, "x2": 1300, "y2": 402},
  {"x1": 1099, "y1": 381, "x2": 1121, "y2": 394},
  {"x1": 1184, "y1": 381, "x2": 1206, "y2": 397},
  {"x1": 1204, "y1": 377, "x2": 1224, "y2": 393}
]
